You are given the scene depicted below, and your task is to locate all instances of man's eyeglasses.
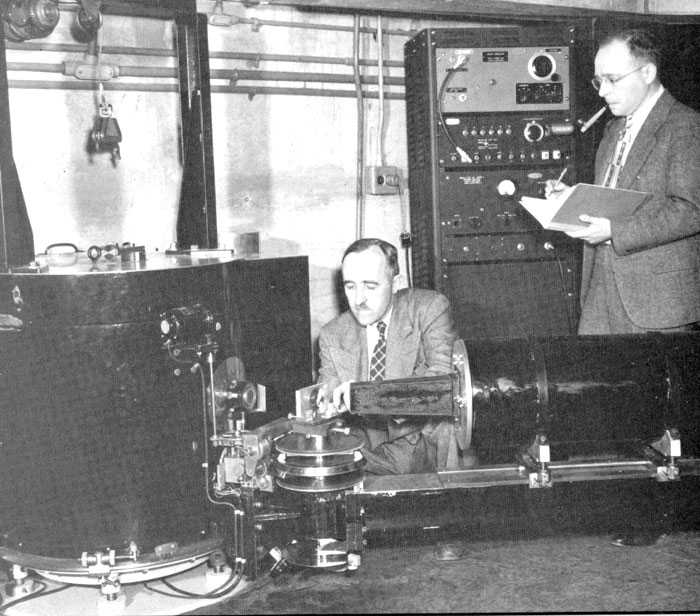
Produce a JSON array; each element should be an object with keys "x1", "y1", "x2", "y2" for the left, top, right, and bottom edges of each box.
[{"x1": 591, "y1": 64, "x2": 648, "y2": 91}]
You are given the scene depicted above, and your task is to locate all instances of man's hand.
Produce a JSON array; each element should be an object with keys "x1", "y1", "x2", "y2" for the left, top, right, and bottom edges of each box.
[
  {"x1": 316, "y1": 381, "x2": 353, "y2": 412},
  {"x1": 544, "y1": 179, "x2": 569, "y2": 199},
  {"x1": 565, "y1": 215, "x2": 612, "y2": 244}
]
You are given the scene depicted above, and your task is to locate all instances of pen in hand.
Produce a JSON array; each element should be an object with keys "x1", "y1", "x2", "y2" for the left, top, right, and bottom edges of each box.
[
  {"x1": 545, "y1": 167, "x2": 568, "y2": 198},
  {"x1": 555, "y1": 167, "x2": 568, "y2": 187}
]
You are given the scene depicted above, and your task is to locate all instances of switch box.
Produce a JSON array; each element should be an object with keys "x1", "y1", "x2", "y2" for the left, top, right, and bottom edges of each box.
[{"x1": 365, "y1": 166, "x2": 399, "y2": 195}]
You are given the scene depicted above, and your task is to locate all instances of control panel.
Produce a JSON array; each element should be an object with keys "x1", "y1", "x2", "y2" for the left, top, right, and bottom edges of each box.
[
  {"x1": 439, "y1": 167, "x2": 562, "y2": 262},
  {"x1": 437, "y1": 45, "x2": 571, "y2": 114},
  {"x1": 403, "y1": 28, "x2": 593, "y2": 266},
  {"x1": 404, "y1": 25, "x2": 596, "y2": 338},
  {"x1": 439, "y1": 112, "x2": 572, "y2": 169}
]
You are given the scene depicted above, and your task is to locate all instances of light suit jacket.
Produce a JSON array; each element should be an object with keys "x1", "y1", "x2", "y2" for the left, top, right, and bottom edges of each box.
[
  {"x1": 318, "y1": 287, "x2": 457, "y2": 450},
  {"x1": 582, "y1": 90, "x2": 700, "y2": 329}
]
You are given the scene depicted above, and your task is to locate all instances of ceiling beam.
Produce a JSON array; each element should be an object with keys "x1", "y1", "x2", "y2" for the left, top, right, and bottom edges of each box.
[{"x1": 259, "y1": 0, "x2": 700, "y2": 23}]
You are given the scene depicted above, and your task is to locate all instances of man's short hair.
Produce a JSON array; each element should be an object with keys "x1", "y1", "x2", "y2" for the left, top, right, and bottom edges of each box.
[
  {"x1": 600, "y1": 28, "x2": 662, "y2": 70},
  {"x1": 342, "y1": 238, "x2": 400, "y2": 277}
]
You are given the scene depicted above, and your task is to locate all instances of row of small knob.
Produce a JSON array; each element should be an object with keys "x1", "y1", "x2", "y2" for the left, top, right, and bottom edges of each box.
[
  {"x1": 461, "y1": 126, "x2": 514, "y2": 137},
  {"x1": 447, "y1": 149, "x2": 563, "y2": 163}
]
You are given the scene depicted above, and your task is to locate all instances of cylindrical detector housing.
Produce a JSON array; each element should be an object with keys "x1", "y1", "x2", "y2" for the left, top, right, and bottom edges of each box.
[
  {"x1": 348, "y1": 333, "x2": 700, "y2": 461},
  {"x1": 465, "y1": 333, "x2": 700, "y2": 461}
]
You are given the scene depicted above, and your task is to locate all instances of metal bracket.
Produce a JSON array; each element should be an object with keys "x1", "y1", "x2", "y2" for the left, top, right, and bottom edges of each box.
[
  {"x1": 520, "y1": 434, "x2": 552, "y2": 488},
  {"x1": 294, "y1": 383, "x2": 327, "y2": 420},
  {"x1": 66, "y1": 61, "x2": 119, "y2": 81},
  {"x1": 650, "y1": 428, "x2": 681, "y2": 481}
]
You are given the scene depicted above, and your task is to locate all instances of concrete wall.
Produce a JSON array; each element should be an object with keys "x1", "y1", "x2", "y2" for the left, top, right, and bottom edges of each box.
[
  {"x1": 5, "y1": 0, "x2": 698, "y2": 378},
  {"x1": 7, "y1": 3, "x2": 489, "y2": 376},
  {"x1": 205, "y1": 7, "x2": 490, "y2": 347},
  {"x1": 8, "y1": 14, "x2": 182, "y2": 252}
]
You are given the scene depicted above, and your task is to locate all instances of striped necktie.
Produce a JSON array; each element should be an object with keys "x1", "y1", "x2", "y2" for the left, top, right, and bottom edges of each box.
[
  {"x1": 603, "y1": 116, "x2": 632, "y2": 188},
  {"x1": 369, "y1": 321, "x2": 387, "y2": 381}
]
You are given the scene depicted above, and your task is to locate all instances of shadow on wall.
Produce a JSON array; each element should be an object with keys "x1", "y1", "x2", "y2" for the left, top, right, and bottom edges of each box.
[
  {"x1": 595, "y1": 21, "x2": 700, "y2": 113},
  {"x1": 307, "y1": 264, "x2": 344, "y2": 380}
]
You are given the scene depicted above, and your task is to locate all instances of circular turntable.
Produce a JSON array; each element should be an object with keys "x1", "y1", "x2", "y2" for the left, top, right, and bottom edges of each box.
[{"x1": 275, "y1": 431, "x2": 366, "y2": 493}]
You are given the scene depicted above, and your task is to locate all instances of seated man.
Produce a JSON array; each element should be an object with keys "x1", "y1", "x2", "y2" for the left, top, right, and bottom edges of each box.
[{"x1": 317, "y1": 238, "x2": 462, "y2": 475}]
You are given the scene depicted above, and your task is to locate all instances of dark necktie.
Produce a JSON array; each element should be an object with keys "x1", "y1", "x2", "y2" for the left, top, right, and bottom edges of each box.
[
  {"x1": 603, "y1": 116, "x2": 632, "y2": 188},
  {"x1": 369, "y1": 320, "x2": 387, "y2": 381}
]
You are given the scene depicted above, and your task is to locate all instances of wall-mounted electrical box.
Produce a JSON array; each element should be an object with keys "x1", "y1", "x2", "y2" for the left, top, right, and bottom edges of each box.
[{"x1": 365, "y1": 165, "x2": 399, "y2": 195}]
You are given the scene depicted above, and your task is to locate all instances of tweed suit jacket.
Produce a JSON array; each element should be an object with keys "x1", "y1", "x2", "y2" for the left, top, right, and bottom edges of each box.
[
  {"x1": 581, "y1": 90, "x2": 700, "y2": 329},
  {"x1": 317, "y1": 287, "x2": 457, "y2": 448}
]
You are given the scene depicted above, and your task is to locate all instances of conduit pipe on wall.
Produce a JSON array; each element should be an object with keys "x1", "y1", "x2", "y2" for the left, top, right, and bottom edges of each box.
[
  {"x1": 6, "y1": 61, "x2": 405, "y2": 87},
  {"x1": 208, "y1": 11, "x2": 415, "y2": 37},
  {"x1": 55, "y1": 0, "x2": 416, "y2": 37},
  {"x1": 6, "y1": 41, "x2": 406, "y2": 69},
  {"x1": 5, "y1": 41, "x2": 176, "y2": 57},
  {"x1": 210, "y1": 51, "x2": 404, "y2": 68},
  {"x1": 353, "y1": 13, "x2": 365, "y2": 241},
  {"x1": 7, "y1": 80, "x2": 405, "y2": 98},
  {"x1": 219, "y1": 14, "x2": 415, "y2": 37},
  {"x1": 229, "y1": 68, "x2": 403, "y2": 86},
  {"x1": 227, "y1": 86, "x2": 403, "y2": 99},
  {"x1": 375, "y1": 14, "x2": 385, "y2": 167}
]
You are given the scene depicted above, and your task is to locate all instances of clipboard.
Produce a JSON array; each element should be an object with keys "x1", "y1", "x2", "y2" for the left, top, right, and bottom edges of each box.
[{"x1": 519, "y1": 183, "x2": 651, "y2": 232}]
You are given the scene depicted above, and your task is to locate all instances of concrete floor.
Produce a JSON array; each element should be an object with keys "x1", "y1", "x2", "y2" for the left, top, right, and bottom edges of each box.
[
  {"x1": 2, "y1": 474, "x2": 697, "y2": 615},
  {"x1": 186, "y1": 472, "x2": 700, "y2": 614},
  {"x1": 191, "y1": 529, "x2": 700, "y2": 614}
]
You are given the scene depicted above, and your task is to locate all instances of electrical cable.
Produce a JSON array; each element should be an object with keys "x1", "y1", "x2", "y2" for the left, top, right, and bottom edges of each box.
[
  {"x1": 141, "y1": 515, "x2": 245, "y2": 600},
  {"x1": 121, "y1": 362, "x2": 249, "y2": 602},
  {"x1": 152, "y1": 561, "x2": 244, "y2": 600},
  {"x1": 142, "y1": 584, "x2": 199, "y2": 600},
  {"x1": 437, "y1": 56, "x2": 471, "y2": 163},
  {"x1": 397, "y1": 179, "x2": 412, "y2": 287},
  {"x1": 195, "y1": 359, "x2": 249, "y2": 587},
  {"x1": 545, "y1": 242, "x2": 576, "y2": 335},
  {"x1": 397, "y1": 177, "x2": 408, "y2": 233},
  {"x1": 196, "y1": 362, "x2": 240, "y2": 514},
  {"x1": 403, "y1": 243, "x2": 412, "y2": 288},
  {"x1": 95, "y1": 22, "x2": 104, "y2": 110},
  {"x1": 163, "y1": 564, "x2": 242, "y2": 597},
  {"x1": 143, "y1": 556, "x2": 277, "y2": 602},
  {"x1": 143, "y1": 566, "x2": 243, "y2": 600}
]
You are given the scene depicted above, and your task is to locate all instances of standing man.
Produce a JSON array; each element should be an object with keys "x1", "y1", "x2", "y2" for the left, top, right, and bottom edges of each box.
[
  {"x1": 550, "y1": 28, "x2": 700, "y2": 334},
  {"x1": 317, "y1": 238, "x2": 462, "y2": 475}
]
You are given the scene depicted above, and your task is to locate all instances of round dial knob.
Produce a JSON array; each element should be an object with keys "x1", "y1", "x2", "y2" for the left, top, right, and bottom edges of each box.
[{"x1": 524, "y1": 121, "x2": 545, "y2": 143}]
